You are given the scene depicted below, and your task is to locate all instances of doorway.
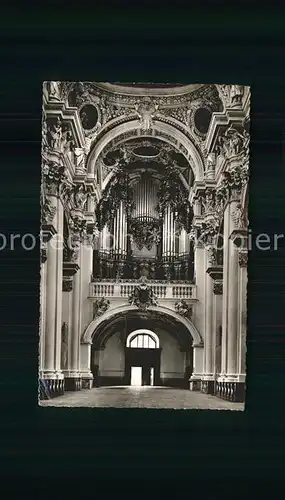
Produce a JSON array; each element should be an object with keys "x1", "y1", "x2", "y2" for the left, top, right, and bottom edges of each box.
[
  {"x1": 125, "y1": 347, "x2": 161, "y2": 386},
  {"x1": 125, "y1": 330, "x2": 161, "y2": 386},
  {"x1": 131, "y1": 366, "x2": 142, "y2": 386},
  {"x1": 129, "y1": 363, "x2": 157, "y2": 386}
]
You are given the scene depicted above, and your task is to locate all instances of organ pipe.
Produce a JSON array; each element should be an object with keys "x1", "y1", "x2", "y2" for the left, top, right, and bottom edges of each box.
[
  {"x1": 162, "y1": 206, "x2": 177, "y2": 258},
  {"x1": 132, "y1": 175, "x2": 158, "y2": 219}
]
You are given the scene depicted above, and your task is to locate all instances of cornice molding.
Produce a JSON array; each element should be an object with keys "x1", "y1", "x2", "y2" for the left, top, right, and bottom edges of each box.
[{"x1": 93, "y1": 83, "x2": 205, "y2": 97}]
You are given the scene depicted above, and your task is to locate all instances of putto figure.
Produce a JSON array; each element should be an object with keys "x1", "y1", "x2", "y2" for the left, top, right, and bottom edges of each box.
[{"x1": 134, "y1": 99, "x2": 159, "y2": 131}]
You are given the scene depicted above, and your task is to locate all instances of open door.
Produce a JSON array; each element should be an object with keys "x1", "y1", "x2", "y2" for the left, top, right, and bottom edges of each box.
[{"x1": 130, "y1": 366, "x2": 142, "y2": 386}]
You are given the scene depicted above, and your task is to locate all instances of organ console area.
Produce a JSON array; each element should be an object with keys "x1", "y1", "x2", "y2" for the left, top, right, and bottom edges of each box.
[{"x1": 93, "y1": 165, "x2": 194, "y2": 282}]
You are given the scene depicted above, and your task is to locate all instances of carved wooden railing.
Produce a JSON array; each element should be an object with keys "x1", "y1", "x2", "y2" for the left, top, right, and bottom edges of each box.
[
  {"x1": 92, "y1": 251, "x2": 194, "y2": 282},
  {"x1": 89, "y1": 281, "x2": 197, "y2": 300}
]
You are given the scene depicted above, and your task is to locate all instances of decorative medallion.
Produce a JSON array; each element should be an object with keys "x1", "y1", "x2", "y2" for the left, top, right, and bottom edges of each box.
[
  {"x1": 79, "y1": 103, "x2": 99, "y2": 131},
  {"x1": 193, "y1": 107, "x2": 212, "y2": 135},
  {"x1": 128, "y1": 277, "x2": 158, "y2": 310}
]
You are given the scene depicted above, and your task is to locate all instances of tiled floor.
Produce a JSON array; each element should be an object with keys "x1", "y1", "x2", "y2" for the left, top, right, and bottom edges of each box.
[{"x1": 40, "y1": 386, "x2": 244, "y2": 410}]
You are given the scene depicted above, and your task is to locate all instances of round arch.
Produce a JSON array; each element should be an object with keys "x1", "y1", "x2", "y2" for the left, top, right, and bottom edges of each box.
[
  {"x1": 86, "y1": 118, "x2": 205, "y2": 183},
  {"x1": 82, "y1": 304, "x2": 203, "y2": 347},
  {"x1": 126, "y1": 329, "x2": 160, "y2": 348}
]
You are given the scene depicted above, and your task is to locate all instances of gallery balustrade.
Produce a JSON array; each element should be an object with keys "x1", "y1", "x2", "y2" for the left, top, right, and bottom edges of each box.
[{"x1": 92, "y1": 250, "x2": 194, "y2": 282}]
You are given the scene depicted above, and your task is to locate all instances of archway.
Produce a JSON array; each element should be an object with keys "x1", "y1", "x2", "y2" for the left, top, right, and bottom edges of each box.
[
  {"x1": 86, "y1": 118, "x2": 205, "y2": 184},
  {"x1": 82, "y1": 305, "x2": 203, "y2": 389}
]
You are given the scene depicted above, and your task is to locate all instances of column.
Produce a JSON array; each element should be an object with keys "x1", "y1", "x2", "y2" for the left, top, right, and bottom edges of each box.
[
  {"x1": 80, "y1": 342, "x2": 93, "y2": 389},
  {"x1": 78, "y1": 229, "x2": 95, "y2": 388},
  {"x1": 220, "y1": 196, "x2": 244, "y2": 402},
  {"x1": 65, "y1": 249, "x2": 82, "y2": 391},
  {"x1": 221, "y1": 205, "x2": 230, "y2": 376},
  {"x1": 54, "y1": 199, "x2": 64, "y2": 376},
  {"x1": 238, "y1": 251, "x2": 247, "y2": 377},
  {"x1": 43, "y1": 218, "x2": 57, "y2": 376},
  {"x1": 40, "y1": 195, "x2": 64, "y2": 396},
  {"x1": 189, "y1": 238, "x2": 205, "y2": 391},
  {"x1": 61, "y1": 278, "x2": 73, "y2": 374},
  {"x1": 189, "y1": 344, "x2": 203, "y2": 391},
  {"x1": 39, "y1": 249, "x2": 47, "y2": 373},
  {"x1": 212, "y1": 280, "x2": 223, "y2": 396},
  {"x1": 201, "y1": 247, "x2": 215, "y2": 394},
  {"x1": 227, "y1": 208, "x2": 239, "y2": 378}
]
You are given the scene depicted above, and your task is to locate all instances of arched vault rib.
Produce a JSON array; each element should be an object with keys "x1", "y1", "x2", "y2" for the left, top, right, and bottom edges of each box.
[
  {"x1": 89, "y1": 312, "x2": 188, "y2": 351},
  {"x1": 82, "y1": 304, "x2": 203, "y2": 347},
  {"x1": 86, "y1": 118, "x2": 205, "y2": 185}
]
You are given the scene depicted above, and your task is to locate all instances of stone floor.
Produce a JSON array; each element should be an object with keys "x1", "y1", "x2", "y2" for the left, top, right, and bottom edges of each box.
[{"x1": 40, "y1": 386, "x2": 244, "y2": 410}]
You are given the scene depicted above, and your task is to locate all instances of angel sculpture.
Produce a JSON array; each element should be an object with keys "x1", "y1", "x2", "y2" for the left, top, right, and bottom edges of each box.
[
  {"x1": 230, "y1": 85, "x2": 244, "y2": 106},
  {"x1": 134, "y1": 100, "x2": 159, "y2": 131},
  {"x1": 224, "y1": 125, "x2": 248, "y2": 156},
  {"x1": 74, "y1": 185, "x2": 87, "y2": 210},
  {"x1": 74, "y1": 148, "x2": 86, "y2": 173},
  {"x1": 49, "y1": 81, "x2": 61, "y2": 100},
  {"x1": 49, "y1": 117, "x2": 62, "y2": 150},
  {"x1": 231, "y1": 203, "x2": 245, "y2": 228}
]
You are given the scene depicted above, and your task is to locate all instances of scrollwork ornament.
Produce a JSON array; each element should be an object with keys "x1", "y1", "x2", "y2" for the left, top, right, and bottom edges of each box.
[
  {"x1": 238, "y1": 250, "x2": 248, "y2": 268},
  {"x1": 207, "y1": 246, "x2": 217, "y2": 266},
  {"x1": 156, "y1": 163, "x2": 193, "y2": 233},
  {"x1": 41, "y1": 248, "x2": 48, "y2": 264},
  {"x1": 62, "y1": 279, "x2": 73, "y2": 292},
  {"x1": 199, "y1": 219, "x2": 220, "y2": 246},
  {"x1": 213, "y1": 281, "x2": 223, "y2": 295},
  {"x1": 95, "y1": 169, "x2": 134, "y2": 231},
  {"x1": 42, "y1": 160, "x2": 66, "y2": 197},
  {"x1": 129, "y1": 218, "x2": 161, "y2": 251},
  {"x1": 41, "y1": 196, "x2": 57, "y2": 225},
  {"x1": 65, "y1": 216, "x2": 87, "y2": 262}
]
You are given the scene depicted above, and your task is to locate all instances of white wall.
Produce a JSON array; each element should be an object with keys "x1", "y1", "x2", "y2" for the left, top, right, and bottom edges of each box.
[
  {"x1": 99, "y1": 332, "x2": 125, "y2": 377},
  {"x1": 98, "y1": 328, "x2": 186, "y2": 380},
  {"x1": 157, "y1": 328, "x2": 185, "y2": 379}
]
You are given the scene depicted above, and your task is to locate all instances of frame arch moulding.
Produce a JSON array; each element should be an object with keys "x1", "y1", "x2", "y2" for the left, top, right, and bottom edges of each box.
[
  {"x1": 86, "y1": 118, "x2": 205, "y2": 189},
  {"x1": 82, "y1": 304, "x2": 204, "y2": 347}
]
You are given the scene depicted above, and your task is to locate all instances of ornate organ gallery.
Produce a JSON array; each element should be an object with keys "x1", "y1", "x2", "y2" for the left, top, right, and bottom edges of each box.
[
  {"x1": 40, "y1": 81, "x2": 250, "y2": 406},
  {"x1": 93, "y1": 143, "x2": 194, "y2": 282}
]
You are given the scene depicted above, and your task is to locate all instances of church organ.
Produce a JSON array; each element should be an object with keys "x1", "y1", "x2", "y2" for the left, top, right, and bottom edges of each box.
[{"x1": 94, "y1": 165, "x2": 194, "y2": 281}]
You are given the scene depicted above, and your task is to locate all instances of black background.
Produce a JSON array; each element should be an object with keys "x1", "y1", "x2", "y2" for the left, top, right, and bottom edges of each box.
[{"x1": 0, "y1": 5, "x2": 285, "y2": 495}]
